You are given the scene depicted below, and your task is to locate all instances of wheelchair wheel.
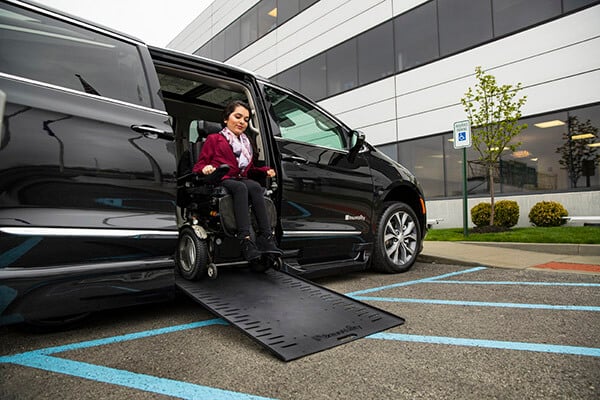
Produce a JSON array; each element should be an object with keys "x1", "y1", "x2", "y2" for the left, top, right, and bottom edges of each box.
[{"x1": 176, "y1": 226, "x2": 208, "y2": 280}]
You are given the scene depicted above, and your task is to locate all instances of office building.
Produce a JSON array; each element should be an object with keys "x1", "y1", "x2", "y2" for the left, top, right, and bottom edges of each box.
[{"x1": 169, "y1": 0, "x2": 600, "y2": 227}]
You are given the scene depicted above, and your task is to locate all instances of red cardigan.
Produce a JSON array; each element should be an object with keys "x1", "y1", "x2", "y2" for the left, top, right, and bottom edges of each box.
[{"x1": 192, "y1": 133, "x2": 269, "y2": 180}]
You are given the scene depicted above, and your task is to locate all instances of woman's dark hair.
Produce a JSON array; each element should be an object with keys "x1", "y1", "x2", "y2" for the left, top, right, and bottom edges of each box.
[{"x1": 222, "y1": 100, "x2": 251, "y2": 124}]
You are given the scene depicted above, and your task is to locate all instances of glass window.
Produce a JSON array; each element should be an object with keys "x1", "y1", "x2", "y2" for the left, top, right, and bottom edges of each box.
[
  {"x1": 300, "y1": 53, "x2": 326, "y2": 101},
  {"x1": 398, "y1": 135, "x2": 446, "y2": 198},
  {"x1": 300, "y1": 0, "x2": 319, "y2": 10},
  {"x1": 526, "y1": 107, "x2": 600, "y2": 191},
  {"x1": 394, "y1": 1, "x2": 439, "y2": 71},
  {"x1": 240, "y1": 6, "x2": 258, "y2": 48},
  {"x1": 492, "y1": 0, "x2": 561, "y2": 37},
  {"x1": 258, "y1": 0, "x2": 277, "y2": 36},
  {"x1": 399, "y1": 104, "x2": 600, "y2": 199},
  {"x1": 211, "y1": 30, "x2": 225, "y2": 61},
  {"x1": 563, "y1": 0, "x2": 598, "y2": 12},
  {"x1": 275, "y1": 65, "x2": 301, "y2": 93},
  {"x1": 278, "y1": 0, "x2": 299, "y2": 25},
  {"x1": 194, "y1": 42, "x2": 211, "y2": 58},
  {"x1": 224, "y1": 20, "x2": 241, "y2": 59},
  {"x1": 264, "y1": 85, "x2": 346, "y2": 150},
  {"x1": 327, "y1": 39, "x2": 358, "y2": 96},
  {"x1": 375, "y1": 143, "x2": 398, "y2": 162},
  {"x1": 0, "y1": 3, "x2": 151, "y2": 107},
  {"x1": 438, "y1": 0, "x2": 493, "y2": 56},
  {"x1": 444, "y1": 134, "x2": 463, "y2": 197},
  {"x1": 358, "y1": 21, "x2": 394, "y2": 85}
]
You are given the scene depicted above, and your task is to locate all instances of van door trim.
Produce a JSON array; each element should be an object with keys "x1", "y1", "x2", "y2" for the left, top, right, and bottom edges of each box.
[
  {"x1": 0, "y1": 72, "x2": 167, "y2": 115},
  {"x1": 282, "y1": 230, "x2": 361, "y2": 238},
  {"x1": 0, "y1": 227, "x2": 178, "y2": 238}
]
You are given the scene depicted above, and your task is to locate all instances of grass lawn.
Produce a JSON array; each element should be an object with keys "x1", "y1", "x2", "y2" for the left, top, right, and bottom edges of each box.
[{"x1": 424, "y1": 226, "x2": 600, "y2": 244}]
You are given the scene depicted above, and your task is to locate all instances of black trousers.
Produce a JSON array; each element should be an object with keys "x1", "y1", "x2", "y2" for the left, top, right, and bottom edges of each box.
[{"x1": 221, "y1": 178, "x2": 271, "y2": 238}]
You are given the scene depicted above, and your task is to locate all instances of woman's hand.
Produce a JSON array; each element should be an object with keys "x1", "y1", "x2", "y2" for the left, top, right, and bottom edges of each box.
[
  {"x1": 266, "y1": 168, "x2": 276, "y2": 178},
  {"x1": 202, "y1": 165, "x2": 216, "y2": 175}
]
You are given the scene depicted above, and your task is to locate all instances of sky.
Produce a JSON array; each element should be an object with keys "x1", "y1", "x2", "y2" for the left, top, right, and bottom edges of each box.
[{"x1": 35, "y1": 0, "x2": 213, "y2": 47}]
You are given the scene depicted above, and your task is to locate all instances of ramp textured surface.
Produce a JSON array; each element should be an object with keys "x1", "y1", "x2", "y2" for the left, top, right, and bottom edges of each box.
[{"x1": 176, "y1": 269, "x2": 404, "y2": 361}]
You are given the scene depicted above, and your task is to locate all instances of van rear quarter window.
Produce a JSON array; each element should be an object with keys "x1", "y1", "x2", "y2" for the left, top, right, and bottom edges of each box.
[{"x1": 0, "y1": 3, "x2": 151, "y2": 107}]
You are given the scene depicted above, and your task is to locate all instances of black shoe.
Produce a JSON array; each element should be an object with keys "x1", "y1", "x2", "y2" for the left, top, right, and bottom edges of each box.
[
  {"x1": 240, "y1": 237, "x2": 261, "y2": 261},
  {"x1": 256, "y1": 234, "x2": 283, "y2": 255}
]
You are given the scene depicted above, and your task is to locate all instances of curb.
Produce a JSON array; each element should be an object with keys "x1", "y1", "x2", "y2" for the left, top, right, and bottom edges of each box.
[{"x1": 457, "y1": 242, "x2": 600, "y2": 256}]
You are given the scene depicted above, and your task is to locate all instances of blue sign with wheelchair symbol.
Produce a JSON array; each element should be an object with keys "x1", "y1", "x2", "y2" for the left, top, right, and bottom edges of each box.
[{"x1": 453, "y1": 120, "x2": 471, "y2": 149}]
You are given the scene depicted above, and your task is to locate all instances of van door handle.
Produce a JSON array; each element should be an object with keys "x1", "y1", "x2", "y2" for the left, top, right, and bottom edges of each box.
[
  {"x1": 281, "y1": 153, "x2": 308, "y2": 164},
  {"x1": 131, "y1": 124, "x2": 174, "y2": 141}
]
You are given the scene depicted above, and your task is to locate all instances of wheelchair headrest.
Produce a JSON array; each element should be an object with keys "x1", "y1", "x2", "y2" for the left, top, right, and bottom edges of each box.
[{"x1": 195, "y1": 120, "x2": 223, "y2": 142}]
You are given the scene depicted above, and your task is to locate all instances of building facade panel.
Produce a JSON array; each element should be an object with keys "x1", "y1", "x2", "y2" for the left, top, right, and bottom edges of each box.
[
  {"x1": 320, "y1": 77, "x2": 396, "y2": 117},
  {"x1": 225, "y1": 0, "x2": 394, "y2": 75}
]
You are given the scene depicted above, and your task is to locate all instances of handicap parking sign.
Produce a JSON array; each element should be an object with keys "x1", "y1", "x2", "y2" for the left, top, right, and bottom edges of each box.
[{"x1": 453, "y1": 120, "x2": 471, "y2": 149}]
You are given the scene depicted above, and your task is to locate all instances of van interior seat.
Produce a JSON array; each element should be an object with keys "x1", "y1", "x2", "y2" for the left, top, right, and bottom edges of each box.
[{"x1": 192, "y1": 120, "x2": 223, "y2": 164}]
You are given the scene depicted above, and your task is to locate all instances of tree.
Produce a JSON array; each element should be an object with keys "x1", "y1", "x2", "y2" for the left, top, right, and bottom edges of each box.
[
  {"x1": 556, "y1": 115, "x2": 599, "y2": 188},
  {"x1": 461, "y1": 66, "x2": 527, "y2": 226}
]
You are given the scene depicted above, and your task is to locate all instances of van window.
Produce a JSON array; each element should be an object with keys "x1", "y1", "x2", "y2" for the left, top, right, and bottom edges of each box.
[
  {"x1": 0, "y1": 3, "x2": 151, "y2": 107},
  {"x1": 264, "y1": 85, "x2": 346, "y2": 151}
]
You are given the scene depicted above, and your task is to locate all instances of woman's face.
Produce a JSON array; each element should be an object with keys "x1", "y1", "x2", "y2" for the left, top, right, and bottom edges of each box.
[{"x1": 225, "y1": 105, "x2": 250, "y2": 136}]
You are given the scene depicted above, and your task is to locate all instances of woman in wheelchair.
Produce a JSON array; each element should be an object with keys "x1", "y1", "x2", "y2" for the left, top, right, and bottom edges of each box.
[{"x1": 192, "y1": 100, "x2": 282, "y2": 262}]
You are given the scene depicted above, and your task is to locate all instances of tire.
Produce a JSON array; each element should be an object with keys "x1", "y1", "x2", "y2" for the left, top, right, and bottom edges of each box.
[
  {"x1": 176, "y1": 226, "x2": 208, "y2": 280},
  {"x1": 372, "y1": 201, "x2": 421, "y2": 273}
]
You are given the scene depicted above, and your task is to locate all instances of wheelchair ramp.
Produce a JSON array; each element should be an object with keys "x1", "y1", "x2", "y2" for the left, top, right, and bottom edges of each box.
[{"x1": 175, "y1": 269, "x2": 404, "y2": 361}]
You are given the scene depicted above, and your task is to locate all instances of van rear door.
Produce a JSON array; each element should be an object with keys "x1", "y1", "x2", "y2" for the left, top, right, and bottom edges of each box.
[{"x1": 0, "y1": 2, "x2": 177, "y2": 269}]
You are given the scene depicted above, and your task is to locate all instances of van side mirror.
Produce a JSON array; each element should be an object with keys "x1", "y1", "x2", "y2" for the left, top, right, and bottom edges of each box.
[{"x1": 348, "y1": 130, "x2": 365, "y2": 163}]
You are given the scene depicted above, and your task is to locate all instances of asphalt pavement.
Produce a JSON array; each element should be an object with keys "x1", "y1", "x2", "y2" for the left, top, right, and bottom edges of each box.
[{"x1": 419, "y1": 240, "x2": 600, "y2": 272}]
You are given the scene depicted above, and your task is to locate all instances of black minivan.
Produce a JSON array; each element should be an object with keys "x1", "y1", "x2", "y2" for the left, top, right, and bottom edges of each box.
[{"x1": 0, "y1": 0, "x2": 426, "y2": 326}]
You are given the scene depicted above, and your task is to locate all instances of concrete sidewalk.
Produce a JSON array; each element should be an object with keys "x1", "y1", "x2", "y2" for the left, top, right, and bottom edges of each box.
[{"x1": 418, "y1": 241, "x2": 600, "y2": 273}]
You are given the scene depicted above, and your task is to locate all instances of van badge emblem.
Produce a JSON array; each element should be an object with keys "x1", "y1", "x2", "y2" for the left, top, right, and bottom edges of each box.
[{"x1": 345, "y1": 214, "x2": 366, "y2": 221}]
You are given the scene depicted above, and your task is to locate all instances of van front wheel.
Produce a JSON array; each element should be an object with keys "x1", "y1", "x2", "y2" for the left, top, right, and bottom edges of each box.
[{"x1": 372, "y1": 202, "x2": 421, "y2": 273}]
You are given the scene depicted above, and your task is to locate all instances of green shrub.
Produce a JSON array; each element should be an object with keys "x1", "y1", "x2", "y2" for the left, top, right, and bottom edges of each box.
[
  {"x1": 494, "y1": 200, "x2": 520, "y2": 228},
  {"x1": 528, "y1": 201, "x2": 568, "y2": 227},
  {"x1": 471, "y1": 202, "x2": 491, "y2": 227}
]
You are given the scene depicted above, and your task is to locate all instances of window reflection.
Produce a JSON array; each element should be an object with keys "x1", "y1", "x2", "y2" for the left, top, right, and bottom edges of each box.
[
  {"x1": 492, "y1": 0, "x2": 561, "y2": 37},
  {"x1": 359, "y1": 21, "x2": 394, "y2": 84},
  {"x1": 389, "y1": 104, "x2": 600, "y2": 200},
  {"x1": 394, "y1": 1, "x2": 438, "y2": 72},
  {"x1": 300, "y1": 54, "x2": 326, "y2": 101},
  {"x1": 258, "y1": 0, "x2": 277, "y2": 36},
  {"x1": 327, "y1": 39, "x2": 358, "y2": 96},
  {"x1": 438, "y1": 0, "x2": 493, "y2": 56},
  {"x1": 398, "y1": 135, "x2": 445, "y2": 198}
]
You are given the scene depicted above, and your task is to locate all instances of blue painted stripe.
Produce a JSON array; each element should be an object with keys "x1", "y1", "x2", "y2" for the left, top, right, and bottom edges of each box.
[
  {"x1": 351, "y1": 296, "x2": 600, "y2": 311},
  {"x1": 0, "y1": 237, "x2": 42, "y2": 268},
  {"x1": 432, "y1": 280, "x2": 600, "y2": 287},
  {"x1": 6, "y1": 354, "x2": 275, "y2": 400},
  {"x1": 32, "y1": 318, "x2": 228, "y2": 355},
  {"x1": 368, "y1": 332, "x2": 600, "y2": 357},
  {"x1": 346, "y1": 266, "x2": 487, "y2": 296}
]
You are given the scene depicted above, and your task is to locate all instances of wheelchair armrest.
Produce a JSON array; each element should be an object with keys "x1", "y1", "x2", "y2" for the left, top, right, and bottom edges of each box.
[{"x1": 177, "y1": 164, "x2": 230, "y2": 187}]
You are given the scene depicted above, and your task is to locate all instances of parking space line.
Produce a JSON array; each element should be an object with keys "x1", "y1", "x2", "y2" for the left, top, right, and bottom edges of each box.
[
  {"x1": 3, "y1": 353, "x2": 274, "y2": 400},
  {"x1": 0, "y1": 318, "x2": 278, "y2": 400},
  {"x1": 368, "y1": 332, "x2": 600, "y2": 357},
  {"x1": 346, "y1": 267, "x2": 487, "y2": 296},
  {"x1": 431, "y1": 280, "x2": 600, "y2": 287},
  {"x1": 2, "y1": 265, "x2": 598, "y2": 398},
  {"x1": 31, "y1": 318, "x2": 228, "y2": 355},
  {"x1": 351, "y1": 296, "x2": 600, "y2": 311}
]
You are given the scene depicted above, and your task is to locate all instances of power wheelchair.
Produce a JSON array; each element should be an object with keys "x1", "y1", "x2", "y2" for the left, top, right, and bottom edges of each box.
[{"x1": 175, "y1": 120, "x2": 281, "y2": 280}]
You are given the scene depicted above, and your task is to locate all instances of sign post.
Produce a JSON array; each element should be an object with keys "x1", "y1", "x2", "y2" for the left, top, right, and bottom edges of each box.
[{"x1": 453, "y1": 120, "x2": 472, "y2": 237}]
